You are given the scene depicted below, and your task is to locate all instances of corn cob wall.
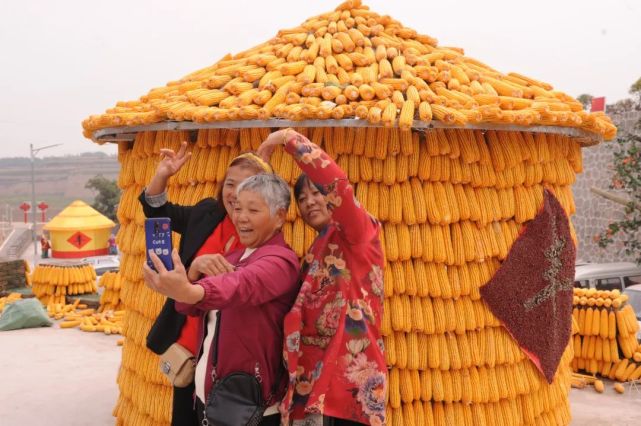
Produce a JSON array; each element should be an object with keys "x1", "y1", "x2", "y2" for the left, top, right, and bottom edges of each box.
[
  {"x1": 572, "y1": 288, "x2": 641, "y2": 382},
  {"x1": 112, "y1": 125, "x2": 581, "y2": 425},
  {"x1": 31, "y1": 264, "x2": 97, "y2": 306}
]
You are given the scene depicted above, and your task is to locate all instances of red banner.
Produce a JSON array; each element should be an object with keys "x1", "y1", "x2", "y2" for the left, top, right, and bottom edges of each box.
[{"x1": 590, "y1": 97, "x2": 606, "y2": 112}]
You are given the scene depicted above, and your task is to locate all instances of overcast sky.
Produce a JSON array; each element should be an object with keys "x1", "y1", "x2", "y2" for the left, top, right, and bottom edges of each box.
[{"x1": 1, "y1": 0, "x2": 640, "y2": 159}]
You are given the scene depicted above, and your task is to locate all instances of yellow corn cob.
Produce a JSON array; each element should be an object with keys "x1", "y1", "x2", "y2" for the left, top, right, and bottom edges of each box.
[
  {"x1": 596, "y1": 307, "x2": 610, "y2": 340},
  {"x1": 396, "y1": 331, "x2": 408, "y2": 368},
  {"x1": 616, "y1": 308, "x2": 629, "y2": 336},
  {"x1": 397, "y1": 224, "x2": 412, "y2": 262},
  {"x1": 382, "y1": 102, "x2": 398, "y2": 127},
  {"x1": 399, "y1": 100, "x2": 415, "y2": 131},
  {"x1": 399, "y1": 368, "x2": 414, "y2": 403},
  {"x1": 389, "y1": 368, "x2": 401, "y2": 408}
]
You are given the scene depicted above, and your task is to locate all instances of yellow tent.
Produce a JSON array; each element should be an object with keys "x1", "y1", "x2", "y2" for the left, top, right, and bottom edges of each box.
[{"x1": 43, "y1": 200, "x2": 115, "y2": 259}]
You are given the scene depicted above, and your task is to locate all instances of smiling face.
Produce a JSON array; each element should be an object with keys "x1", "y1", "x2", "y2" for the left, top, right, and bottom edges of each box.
[
  {"x1": 221, "y1": 165, "x2": 258, "y2": 217},
  {"x1": 296, "y1": 179, "x2": 331, "y2": 232},
  {"x1": 233, "y1": 190, "x2": 285, "y2": 249}
]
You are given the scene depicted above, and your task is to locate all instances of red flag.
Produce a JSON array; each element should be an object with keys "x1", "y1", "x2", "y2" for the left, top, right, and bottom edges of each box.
[{"x1": 590, "y1": 97, "x2": 606, "y2": 112}]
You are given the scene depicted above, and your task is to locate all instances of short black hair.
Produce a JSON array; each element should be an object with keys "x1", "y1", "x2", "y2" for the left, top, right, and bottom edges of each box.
[{"x1": 294, "y1": 174, "x2": 326, "y2": 201}]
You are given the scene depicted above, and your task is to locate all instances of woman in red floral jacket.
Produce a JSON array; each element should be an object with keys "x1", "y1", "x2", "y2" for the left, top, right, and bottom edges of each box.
[{"x1": 259, "y1": 129, "x2": 387, "y2": 426}]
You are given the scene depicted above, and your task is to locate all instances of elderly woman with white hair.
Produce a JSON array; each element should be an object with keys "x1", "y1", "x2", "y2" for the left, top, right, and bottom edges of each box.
[{"x1": 143, "y1": 173, "x2": 300, "y2": 426}]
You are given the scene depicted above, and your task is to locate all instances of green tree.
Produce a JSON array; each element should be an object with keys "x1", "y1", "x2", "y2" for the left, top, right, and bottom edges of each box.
[
  {"x1": 629, "y1": 77, "x2": 641, "y2": 104},
  {"x1": 576, "y1": 93, "x2": 594, "y2": 110},
  {"x1": 596, "y1": 119, "x2": 641, "y2": 264},
  {"x1": 85, "y1": 175, "x2": 120, "y2": 222}
]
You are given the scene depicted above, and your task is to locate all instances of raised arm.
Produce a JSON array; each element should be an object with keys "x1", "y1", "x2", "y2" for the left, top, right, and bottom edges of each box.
[
  {"x1": 176, "y1": 250, "x2": 299, "y2": 312},
  {"x1": 138, "y1": 141, "x2": 193, "y2": 234},
  {"x1": 262, "y1": 129, "x2": 379, "y2": 244}
]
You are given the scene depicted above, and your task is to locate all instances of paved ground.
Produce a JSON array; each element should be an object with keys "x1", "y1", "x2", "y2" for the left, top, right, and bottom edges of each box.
[
  {"x1": 570, "y1": 380, "x2": 641, "y2": 425},
  {"x1": 0, "y1": 323, "x2": 120, "y2": 425},
  {"x1": 1, "y1": 324, "x2": 640, "y2": 425}
]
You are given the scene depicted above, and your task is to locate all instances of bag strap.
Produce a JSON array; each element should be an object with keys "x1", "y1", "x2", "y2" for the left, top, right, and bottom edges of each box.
[{"x1": 211, "y1": 311, "x2": 222, "y2": 376}]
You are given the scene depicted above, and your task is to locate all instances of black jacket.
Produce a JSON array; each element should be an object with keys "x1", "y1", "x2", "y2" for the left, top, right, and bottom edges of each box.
[{"x1": 138, "y1": 190, "x2": 227, "y2": 355}]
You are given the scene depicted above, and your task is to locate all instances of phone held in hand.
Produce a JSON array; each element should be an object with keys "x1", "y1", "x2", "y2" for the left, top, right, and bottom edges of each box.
[{"x1": 145, "y1": 218, "x2": 174, "y2": 271}]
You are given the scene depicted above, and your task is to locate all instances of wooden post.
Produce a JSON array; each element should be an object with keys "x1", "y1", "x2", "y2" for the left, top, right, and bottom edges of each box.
[{"x1": 590, "y1": 187, "x2": 639, "y2": 211}]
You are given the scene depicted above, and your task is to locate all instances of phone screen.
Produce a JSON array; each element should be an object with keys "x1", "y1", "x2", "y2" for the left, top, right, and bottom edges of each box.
[{"x1": 145, "y1": 218, "x2": 174, "y2": 271}]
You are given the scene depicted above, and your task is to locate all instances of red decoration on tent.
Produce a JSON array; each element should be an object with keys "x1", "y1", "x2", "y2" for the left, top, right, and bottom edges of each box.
[
  {"x1": 67, "y1": 231, "x2": 92, "y2": 249},
  {"x1": 480, "y1": 189, "x2": 576, "y2": 383}
]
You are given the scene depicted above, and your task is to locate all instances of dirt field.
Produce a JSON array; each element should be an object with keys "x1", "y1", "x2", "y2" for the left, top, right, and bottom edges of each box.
[{"x1": 1, "y1": 324, "x2": 640, "y2": 425}]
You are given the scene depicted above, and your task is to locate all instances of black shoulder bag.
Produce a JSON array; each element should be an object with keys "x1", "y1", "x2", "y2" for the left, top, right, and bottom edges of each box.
[{"x1": 203, "y1": 311, "x2": 280, "y2": 426}]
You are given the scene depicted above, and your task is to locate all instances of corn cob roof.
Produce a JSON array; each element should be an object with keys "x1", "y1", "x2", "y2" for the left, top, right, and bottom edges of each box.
[
  {"x1": 44, "y1": 200, "x2": 116, "y2": 231},
  {"x1": 82, "y1": 0, "x2": 616, "y2": 143}
]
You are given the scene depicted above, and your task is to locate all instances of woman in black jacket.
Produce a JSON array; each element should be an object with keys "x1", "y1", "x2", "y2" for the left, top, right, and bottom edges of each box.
[{"x1": 139, "y1": 141, "x2": 273, "y2": 425}]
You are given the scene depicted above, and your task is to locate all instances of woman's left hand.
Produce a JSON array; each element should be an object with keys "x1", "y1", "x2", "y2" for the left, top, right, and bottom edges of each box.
[
  {"x1": 143, "y1": 249, "x2": 204, "y2": 304},
  {"x1": 257, "y1": 128, "x2": 294, "y2": 162}
]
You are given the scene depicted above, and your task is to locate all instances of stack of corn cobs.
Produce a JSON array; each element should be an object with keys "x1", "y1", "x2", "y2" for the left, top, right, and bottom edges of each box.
[
  {"x1": 98, "y1": 271, "x2": 123, "y2": 312},
  {"x1": 572, "y1": 288, "x2": 641, "y2": 382},
  {"x1": 81, "y1": 0, "x2": 616, "y2": 142},
  {"x1": 30, "y1": 264, "x2": 98, "y2": 306}
]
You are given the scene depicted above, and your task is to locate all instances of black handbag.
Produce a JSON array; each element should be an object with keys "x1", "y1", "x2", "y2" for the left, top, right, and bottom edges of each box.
[
  {"x1": 204, "y1": 371, "x2": 266, "y2": 426},
  {"x1": 203, "y1": 311, "x2": 276, "y2": 426}
]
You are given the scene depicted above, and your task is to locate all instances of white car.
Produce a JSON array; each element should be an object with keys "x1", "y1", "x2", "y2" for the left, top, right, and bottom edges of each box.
[
  {"x1": 81, "y1": 255, "x2": 120, "y2": 277},
  {"x1": 574, "y1": 262, "x2": 641, "y2": 292},
  {"x1": 623, "y1": 284, "x2": 641, "y2": 341}
]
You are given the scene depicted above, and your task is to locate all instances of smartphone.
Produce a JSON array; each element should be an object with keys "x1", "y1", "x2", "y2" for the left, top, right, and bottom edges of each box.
[{"x1": 145, "y1": 218, "x2": 174, "y2": 271}]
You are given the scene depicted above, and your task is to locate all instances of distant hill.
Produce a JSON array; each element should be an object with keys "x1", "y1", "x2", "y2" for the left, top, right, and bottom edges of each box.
[{"x1": 0, "y1": 152, "x2": 120, "y2": 222}]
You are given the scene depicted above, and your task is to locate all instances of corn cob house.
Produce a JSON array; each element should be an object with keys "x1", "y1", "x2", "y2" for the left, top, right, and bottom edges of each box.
[{"x1": 82, "y1": 1, "x2": 617, "y2": 425}]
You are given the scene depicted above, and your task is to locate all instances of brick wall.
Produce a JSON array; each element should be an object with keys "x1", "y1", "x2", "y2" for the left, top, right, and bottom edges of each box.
[{"x1": 572, "y1": 110, "x2": 640, "y2": 263}]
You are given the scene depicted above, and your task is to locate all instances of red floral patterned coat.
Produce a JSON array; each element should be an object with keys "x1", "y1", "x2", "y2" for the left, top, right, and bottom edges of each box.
[{"x1": 279, "y1": 133, "x2": 387, "y2": 425}]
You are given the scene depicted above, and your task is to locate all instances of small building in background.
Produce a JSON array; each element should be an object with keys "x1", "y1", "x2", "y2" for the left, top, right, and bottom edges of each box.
[{"x1": 43, "y1": 200, "x2": 115, "y2": 259}]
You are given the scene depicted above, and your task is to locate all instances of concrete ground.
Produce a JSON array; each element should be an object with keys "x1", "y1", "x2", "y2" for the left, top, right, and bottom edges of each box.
[
  {"x1": 1, "y1": 323, "x2": 641, "y2": 425},
  {"x1": 0, "y1": 322, "x2": 121, "y2": 425},
  {"x1": 570, "y1": 380, "x2": 641, "y2": 425}
]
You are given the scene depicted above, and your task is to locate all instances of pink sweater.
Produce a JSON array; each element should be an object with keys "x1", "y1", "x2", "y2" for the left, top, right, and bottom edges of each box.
[{"x1": 175, "y1": 232, "x2": 300, "y2": 403}]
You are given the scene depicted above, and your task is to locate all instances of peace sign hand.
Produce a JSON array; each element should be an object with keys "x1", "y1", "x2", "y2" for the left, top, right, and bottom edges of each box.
[{"x1": 156, "y1": 141, "x2": 192, "y2": 178}]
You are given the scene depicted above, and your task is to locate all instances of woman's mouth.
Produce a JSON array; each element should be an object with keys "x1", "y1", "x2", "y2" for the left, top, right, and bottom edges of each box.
[{"x1": 238, "y1": 226, "x2": 253, "y2": 236}]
